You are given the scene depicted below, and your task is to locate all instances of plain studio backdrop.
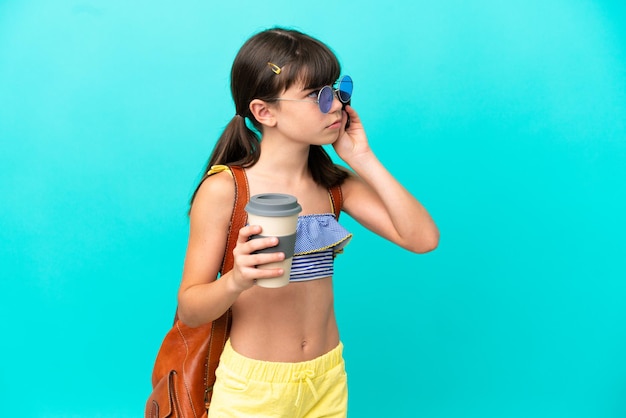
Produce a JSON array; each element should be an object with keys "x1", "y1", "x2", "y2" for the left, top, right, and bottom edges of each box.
[{"x1": 1, "y1": 1, "x2": 625, "y2": 417}]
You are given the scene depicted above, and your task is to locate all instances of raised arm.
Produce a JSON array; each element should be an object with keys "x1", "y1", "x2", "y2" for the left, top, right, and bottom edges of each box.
[{"x1": 334, "y1": 106, "x2": 439, "y2": 253}]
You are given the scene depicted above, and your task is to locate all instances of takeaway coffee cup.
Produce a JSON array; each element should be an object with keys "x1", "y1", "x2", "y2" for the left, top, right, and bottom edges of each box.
[{"x1": 245, "y1": 193, "x2": 302, "y2": 288}]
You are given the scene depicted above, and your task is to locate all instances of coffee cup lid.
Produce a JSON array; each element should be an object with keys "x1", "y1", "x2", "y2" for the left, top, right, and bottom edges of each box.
[{"x1": 245, "y1": 193, "x2": 302, "y2": 217}]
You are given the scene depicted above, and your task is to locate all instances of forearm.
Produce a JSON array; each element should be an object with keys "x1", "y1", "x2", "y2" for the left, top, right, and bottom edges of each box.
[
  {"x1": 177, "y1": 271, "x2": 241, "y2": 327},
  {"x1": 346, "y1": 151, "x2": 439, "y2": 252}
]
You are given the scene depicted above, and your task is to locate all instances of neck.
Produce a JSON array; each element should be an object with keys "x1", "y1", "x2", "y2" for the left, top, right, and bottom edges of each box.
[{"x1": 253, "y1": 135, "x2": 311, "y2": 181}]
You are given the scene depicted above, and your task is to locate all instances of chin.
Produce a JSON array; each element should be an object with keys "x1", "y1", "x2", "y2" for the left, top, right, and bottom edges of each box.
[{"x1": 320, "y1": 133, "x2": 340, "y2": 145}]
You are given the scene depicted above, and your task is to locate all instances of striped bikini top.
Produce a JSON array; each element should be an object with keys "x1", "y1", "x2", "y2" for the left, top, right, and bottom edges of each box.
[
  {"x1": 205, "y1": 164, "x2": 352, "y2": 282},
  {"x1": 290, "y1": 214, "x2": 352, "y2": 282}
]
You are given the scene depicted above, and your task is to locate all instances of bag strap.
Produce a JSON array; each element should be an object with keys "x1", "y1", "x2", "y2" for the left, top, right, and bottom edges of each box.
[
  {"x1": 329, "y1": 183, "x2": 343, "y2": 220},
  {"x1": 204, "y1": 165, "x2": 249, "y2": 410},
  {"x1": 219, "y1": 166, "x2": 249, "y2": 273}
]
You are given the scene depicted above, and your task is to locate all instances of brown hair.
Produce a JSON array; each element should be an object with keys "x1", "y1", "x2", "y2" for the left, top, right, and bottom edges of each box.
[{"x1": 190, "y1": 27, "x2": 349, "y2": 207}]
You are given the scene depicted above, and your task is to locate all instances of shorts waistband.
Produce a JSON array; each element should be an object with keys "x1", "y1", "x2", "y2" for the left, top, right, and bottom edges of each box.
[{"x1": 220, "y1": 339, "x2": 344, "y2": 383}]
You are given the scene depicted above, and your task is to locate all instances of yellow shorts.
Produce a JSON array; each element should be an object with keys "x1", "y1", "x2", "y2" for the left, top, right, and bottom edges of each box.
[{"x1": 208, "y1": 339, "x2": 348, "y2": 418}]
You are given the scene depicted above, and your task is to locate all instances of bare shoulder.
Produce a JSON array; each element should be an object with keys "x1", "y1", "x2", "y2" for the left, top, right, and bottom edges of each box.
[
  {"x1": 181, "y1": 171, "x2": 237, "y2": 291},
  {"x1": 189, "y1": 171, "x2": 236, "y2": 225}
]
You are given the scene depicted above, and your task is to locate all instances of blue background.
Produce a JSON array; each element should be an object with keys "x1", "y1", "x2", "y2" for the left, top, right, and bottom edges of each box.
[{"x1": 1, "y1": 1, "x2": 625, "y2": 417}]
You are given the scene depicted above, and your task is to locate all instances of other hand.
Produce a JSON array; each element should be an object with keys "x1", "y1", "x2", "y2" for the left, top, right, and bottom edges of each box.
[{"x1": 228, "y1": 225, "x2": 285, "y2": 293}]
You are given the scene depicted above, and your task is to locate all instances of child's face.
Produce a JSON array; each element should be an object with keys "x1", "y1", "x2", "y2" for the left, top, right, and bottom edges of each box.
[{"x1": 271, "y1": 82, "x2": 345, "y2": 146}]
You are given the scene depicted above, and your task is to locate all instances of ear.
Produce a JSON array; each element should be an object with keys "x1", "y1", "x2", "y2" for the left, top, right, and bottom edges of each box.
[{"x1": 249, "y1": 99, "x2": 277, "y2": 128}]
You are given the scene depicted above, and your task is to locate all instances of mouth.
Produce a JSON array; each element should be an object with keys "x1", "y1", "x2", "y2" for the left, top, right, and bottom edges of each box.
[{"x1": 327, "y1": 119, "x2": 342, "y2": 129}]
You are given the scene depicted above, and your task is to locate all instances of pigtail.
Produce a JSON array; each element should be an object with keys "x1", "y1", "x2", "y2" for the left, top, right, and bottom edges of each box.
[
  {"x1": 207, "y1": 115, "x2": 260, "y2": 168},
  {"x1": 189, "y1": 115, "x2": 260, "y2": 209}
]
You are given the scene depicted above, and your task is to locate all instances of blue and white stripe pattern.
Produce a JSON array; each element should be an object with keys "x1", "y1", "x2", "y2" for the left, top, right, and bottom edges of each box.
[
  {"x1": 290, "y1": 249, "x2": 336, "y2": 282},
  {"x1": 289, "y1": 213, "x2": 352, "y2": 282}
]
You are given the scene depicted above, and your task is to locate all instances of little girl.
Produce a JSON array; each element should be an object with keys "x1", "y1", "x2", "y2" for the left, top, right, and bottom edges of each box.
[{"x1": 177, "y1": 27, "x2": 439, "y2": 418}]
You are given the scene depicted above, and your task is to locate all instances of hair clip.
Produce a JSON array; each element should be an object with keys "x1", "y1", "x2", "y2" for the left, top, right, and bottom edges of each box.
[{"x1": 267, "y1": 62, "x2": 282, "y2": 75}]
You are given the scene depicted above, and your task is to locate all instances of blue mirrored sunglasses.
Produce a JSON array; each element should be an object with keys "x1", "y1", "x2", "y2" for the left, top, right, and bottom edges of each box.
[{"x1": 274, "y1": 75, "x2": 353, "y2": 113}]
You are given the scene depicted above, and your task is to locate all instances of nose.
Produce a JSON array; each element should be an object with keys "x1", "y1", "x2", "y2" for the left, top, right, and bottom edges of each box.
[{"x1": 328, "y1": 91, "x2": 343, "y2": 113}]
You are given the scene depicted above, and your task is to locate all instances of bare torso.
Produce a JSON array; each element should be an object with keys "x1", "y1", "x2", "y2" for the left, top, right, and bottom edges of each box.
[
  {"x1": 229, "y1": 275, "x2": 339, "y2": 362},
  {"x1": 223, "y1": 165, "x2": 342, "y2": 362}
]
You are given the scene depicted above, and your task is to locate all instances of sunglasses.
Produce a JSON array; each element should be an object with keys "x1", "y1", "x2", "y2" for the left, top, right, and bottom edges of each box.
[{"x1": 273, "y1": 75, "x2": 353, "y2": 114}]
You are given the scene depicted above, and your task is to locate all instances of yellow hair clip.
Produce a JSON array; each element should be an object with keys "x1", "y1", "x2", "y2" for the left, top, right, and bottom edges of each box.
[{"x1": 267, "y1": 62, "x2": 282, "y2": 75}]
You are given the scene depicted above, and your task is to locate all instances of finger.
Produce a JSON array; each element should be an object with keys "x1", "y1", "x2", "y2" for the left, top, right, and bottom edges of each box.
[
  {"x1": 237, "y1": 253, "x2": 285, "y2": 281},
  {"x1": 246, "y1": 235, "x2": 280, "y2": 253},
  {"x1": 238, "y1": 224, "x2": 262, "y2": 242},
  {"x1": 248, "y1": 251, "x2": 285, "y2": 267},
  {"x1": 238, "y1": 262, "x2": 284, "y2": 279},
  {"x1": 252, "y1": 266, "x2": 285, "y2": 280}
]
